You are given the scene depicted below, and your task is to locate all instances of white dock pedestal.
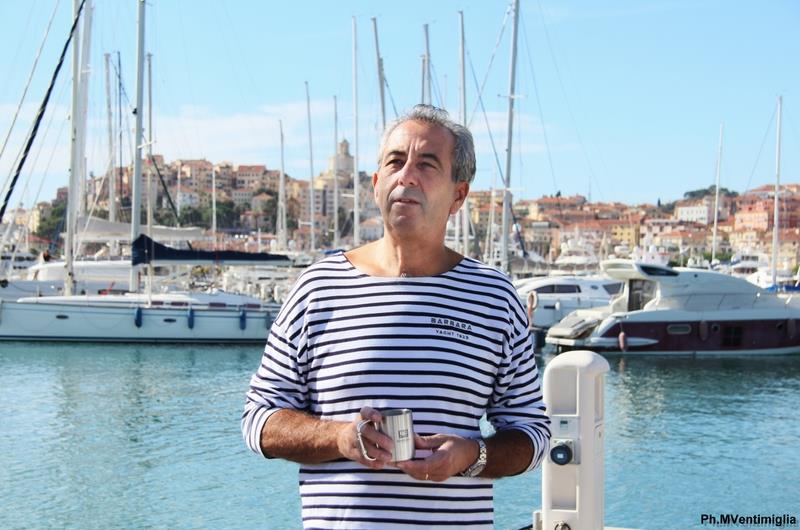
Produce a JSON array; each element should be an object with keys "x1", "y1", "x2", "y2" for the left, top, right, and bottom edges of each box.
[{"x1": 534, "y1": 350, "x2": 611, "y2": 530}]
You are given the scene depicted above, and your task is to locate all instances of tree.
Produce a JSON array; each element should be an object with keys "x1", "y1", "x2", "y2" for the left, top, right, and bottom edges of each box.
[
  {"x1": 35, "y1": 198, "x2": 67, "y2": 242},
  {"x1": 179, "y1": 206, "x2": 206, "y2": 227},
  {"x1": 684, "y1": 185, "x2": 739, "y2": 200}
]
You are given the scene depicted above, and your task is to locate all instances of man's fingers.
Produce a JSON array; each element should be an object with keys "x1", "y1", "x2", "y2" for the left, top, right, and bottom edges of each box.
[
  {"x1": 396, "y1": 457, "x2": 450, "y2": 482},
  {"x1": 359, "y1": 405, "x2": 382, "y2": 423},
  {"x1": 414, "y1": 433, "x2": 448, "y2": 449}
]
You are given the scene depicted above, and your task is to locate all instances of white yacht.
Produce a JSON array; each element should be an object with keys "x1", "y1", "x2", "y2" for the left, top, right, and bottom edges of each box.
[
  {"x1": 551, "y1": 238, "x2": 599, "y2": 276},
  {"x1": 514, "y1": 275, "x2": 622, "y2": 334},
  {"x1": 0, "y1": 290, "x2": 280, "y2": 343},
  {"x1": 546, "y1": 259, "x2": 800, "y2": 356},
  {"x1": 729, "y1": 251, "x2": 767, "y2": 278}
]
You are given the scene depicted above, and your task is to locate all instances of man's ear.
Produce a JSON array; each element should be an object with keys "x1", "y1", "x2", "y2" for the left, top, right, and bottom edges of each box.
[
  {"x1": 372, "y1": 171, "x2": 379, "y2": 201},
  {"x1": 449, "y1": 181, "x2": 470, "y2": 215}
]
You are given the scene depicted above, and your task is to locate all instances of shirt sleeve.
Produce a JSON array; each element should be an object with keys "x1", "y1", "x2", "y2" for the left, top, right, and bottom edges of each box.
[
  {"x1": 486, "y1": 320, "x2": 551, "y2": 473},
  {"x1": 241, "y1": 317, "x2": 309, "y2": 458}
]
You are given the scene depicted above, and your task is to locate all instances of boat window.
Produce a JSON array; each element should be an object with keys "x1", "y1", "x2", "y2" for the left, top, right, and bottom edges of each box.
[
  {"x1": 627, "y1": 280, "x2": 656, "y2": 311},
  {"x1": 640, "y1": 264, "x2": 679, "y2": 277},
  {"x1": 666, "y1": 324, "x2": 692, "y2": 335},
  {"x1": 535, "y1": 285, "x2": 555, "y2": 294},
  {"x1": 722, "y1": 325, "x2": 743, "y2": 348},
  {"x1": 554, "y1": 284, "x2": 580, "y2": 294},
  {"x1": 603, "y1": 282, "x2": 623, "y2": 295}
]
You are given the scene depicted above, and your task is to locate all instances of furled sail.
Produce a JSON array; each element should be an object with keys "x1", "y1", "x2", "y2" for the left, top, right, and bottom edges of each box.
[{"x1": 131, "y1": 234, "x2": 291, "y2": 266}]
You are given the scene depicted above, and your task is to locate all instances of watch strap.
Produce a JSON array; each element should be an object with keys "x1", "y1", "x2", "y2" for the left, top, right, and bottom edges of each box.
[{"x1": 460, "y1": 438, "x2": 487, "y2": 477}]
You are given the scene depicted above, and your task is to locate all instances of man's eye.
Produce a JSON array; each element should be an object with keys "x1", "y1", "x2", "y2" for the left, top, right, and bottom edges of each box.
[{"x1": 386, "y1": 159, "x2": 403, "y2": 167}]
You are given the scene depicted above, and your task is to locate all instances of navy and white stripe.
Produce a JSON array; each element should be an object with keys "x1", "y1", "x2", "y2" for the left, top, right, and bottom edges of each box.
[{"x1": 243, "y1": 254, "x2": 550, "y2": 529}]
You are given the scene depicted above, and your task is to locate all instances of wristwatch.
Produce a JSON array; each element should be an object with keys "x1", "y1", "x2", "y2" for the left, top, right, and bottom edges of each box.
[{"x1": 459, "y1": 438, "x2": 487, "y2": 477}]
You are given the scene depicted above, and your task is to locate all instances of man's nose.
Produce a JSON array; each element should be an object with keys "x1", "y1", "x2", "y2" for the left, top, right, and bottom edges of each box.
[{"x1": 396, "y1": 160, "x2": 420, "y2": 187}]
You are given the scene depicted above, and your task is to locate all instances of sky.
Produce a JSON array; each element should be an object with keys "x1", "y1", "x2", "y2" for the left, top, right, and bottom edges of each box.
[{"x1": 0, "y1": 0, "x2": 798, "y2": 210}]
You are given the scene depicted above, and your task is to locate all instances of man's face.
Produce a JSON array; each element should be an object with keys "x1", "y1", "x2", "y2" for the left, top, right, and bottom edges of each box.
[{"x1": 373, "y1": 120, "x2": 468, "y2": 238}]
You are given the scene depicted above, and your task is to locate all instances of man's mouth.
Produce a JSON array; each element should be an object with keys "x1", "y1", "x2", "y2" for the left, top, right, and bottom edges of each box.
[{"x1": 393, "y1": 198, "x2": 419, "y2": 204}]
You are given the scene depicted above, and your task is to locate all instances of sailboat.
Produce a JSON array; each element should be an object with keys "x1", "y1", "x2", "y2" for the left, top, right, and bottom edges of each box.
[{"x1": 0, "y1": 1, "x2": 285, "y2": 343}]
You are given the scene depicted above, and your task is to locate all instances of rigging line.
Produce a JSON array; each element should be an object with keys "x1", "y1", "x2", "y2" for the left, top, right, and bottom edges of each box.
[
  {"x1": 147, "y1": 151, "x2": 193, "y2": 250},
  {"x1": 14, "y1": 74, "x2": 70, "y2": 216},
  {"x1": 520, "y1": 11, "x2": 558, "y2": 196},
  {"x1": 0, "y1": 0, "x2": 61, "y2": 187},
  {"x1": 742, "y1": 105, "x2": 777, "y2": 194},
  {"x1": 467, "y1": 1, "x2": 512, "y2": 129},
  {"x1": 216, "y1": 1, "x2": 261, "y2": 143},
  {"x1": 112, "y1": 59, "x2": 136, "y2": 195},
  {"x1": 175, "y1": 0, "x2": 201, "y2": 153},
  {"x1": 383, "y1": 77, "x2": 399, "y2": 119},
  {"x1": 534, "y1": 0, "x2": 603, "y2": 201},
  {"x1": 511, "y1": 108, "x2": 529, "y2": 258},
  {"x1": 784, "y1": 106, "x2": 800, "y2": 161},
  {"x1": 429, "y1": 61, "x2": 445, "y2": 109},
  {"x1": 468, "y1": 52, "x2": 504, "y2": 180},
  {"x1": 1, "y1": 0, "x2": 39, "y2": 100},
  {"x1": 32, "y1": 101, "x2": 70, "y2": 216},
  {"x1": 116, "y1": 51, "x2": 129, "y2": 224},
  {"x1": 0, "y1": 0, "x2": 88, "y2": 225}
]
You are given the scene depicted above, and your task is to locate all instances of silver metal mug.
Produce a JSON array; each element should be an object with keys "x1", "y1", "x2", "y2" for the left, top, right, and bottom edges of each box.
[{"x1": 377, "y1": 408, "x2": 415, "y2": 462}]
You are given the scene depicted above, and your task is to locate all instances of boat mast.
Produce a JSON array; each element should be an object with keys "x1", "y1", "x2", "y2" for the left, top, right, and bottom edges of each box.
[
  {"x1": 277, "y1": 120, "x2": 287, "y2": 250},
  {"x1": 129, "y1": 0, "x2": 146, "y2": 293},
  {"x1": 332, "y1": 96, "x2": 340, "y2": 249},
  {"x1": 146, "y1": 52, "x2": 155, "y2": 298},
  {"x1": 459, "y1": 11, "x2": 470, "y2": 257},
  {"x1": 501, "y1": 0, "x2": 521, "y2": 274},
  {"x1": 711, "y1": 123, "x2": 723, "y2": 264},
  {"x1": 352, "y1": 16, "x2": 360, "y2": 247},
  {"x1": 76, "y1": 1, "x2": 93, "y2": 224},
  {"x1": 211, "y1": 167, "x2": 217, "y2": 249},
  {"x1": 176, "y1": 162, "x2": 181, "y2": 225},
  {"x1": 104, "y1": 53, "x2": 117, "y2": 255},
  {"x1": 305, "y1": 81, "x2": 315, "y2": 252},
  {"x1": 371, "y1": 18, "x2": 386, "y2": 131},
  {"x1": 146, "y1": 53, "x2": 154, "y2": 240},
  {"x1": 771, "y1": 95, "x2": 783, "y2": 287},
  {"x1": 65, "y1": 0, "x2": 83, "y2": 296},
  {"x1": 423, "y1": 24, "x2": 431, "y2": 105}
]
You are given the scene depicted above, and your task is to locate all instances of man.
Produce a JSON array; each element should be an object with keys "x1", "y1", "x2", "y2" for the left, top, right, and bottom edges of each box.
[{"x1": 243, "y1": 104, "x2": 550, "y2": 529}]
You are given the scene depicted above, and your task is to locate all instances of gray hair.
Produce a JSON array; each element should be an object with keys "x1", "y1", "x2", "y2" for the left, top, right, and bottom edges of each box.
[{"x1": 377, "y1": 104, "x2": 476, "y2": 184}]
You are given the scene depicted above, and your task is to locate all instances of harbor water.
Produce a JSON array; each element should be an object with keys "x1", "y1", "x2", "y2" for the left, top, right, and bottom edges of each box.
[{"x1": 1, "y1": 342, "x2": 798, "y2": 529}]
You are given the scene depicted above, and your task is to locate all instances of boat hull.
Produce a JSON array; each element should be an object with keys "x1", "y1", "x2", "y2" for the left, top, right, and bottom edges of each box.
[
  {"x1": 549, "y1": 317, "x2": 800, "y2": 356},
  {"x1": 0, "y1": 300, "x2": 275, "y2": 343}
]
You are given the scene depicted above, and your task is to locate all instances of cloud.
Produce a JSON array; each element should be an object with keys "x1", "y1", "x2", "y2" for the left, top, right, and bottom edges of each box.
[{"x1": 2, "y1": 97, "x2": 575, "y2": 207}]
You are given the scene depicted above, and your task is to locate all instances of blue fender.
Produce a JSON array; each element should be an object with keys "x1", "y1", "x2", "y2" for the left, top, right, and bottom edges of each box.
[
  {"x1": 239, "y1": 309, "x2": 247, "y2": 330},
  {"x1": 134, "y1": 307, "x2": 143, "y2": 328},
  {"x1": 187, "y1": 308, "x2": 195, "y2": 329}
]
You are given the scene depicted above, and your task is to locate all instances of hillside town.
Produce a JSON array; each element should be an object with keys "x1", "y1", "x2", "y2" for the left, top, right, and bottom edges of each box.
[{"x1": 5, "y1": 138, "x2": 799, "y2": 273}]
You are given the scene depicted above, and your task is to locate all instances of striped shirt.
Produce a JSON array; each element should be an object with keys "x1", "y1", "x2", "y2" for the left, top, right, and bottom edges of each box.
[{"x1": 242, "y1": 254, "x2": 550, "y2": 529}]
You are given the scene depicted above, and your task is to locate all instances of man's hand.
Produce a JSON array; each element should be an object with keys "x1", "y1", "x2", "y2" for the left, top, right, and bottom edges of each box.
[
  {"x1": 261, "y1": 406, "x2": 394, "y2": 466},
  {"x1": 394, "y1": 434, "x2": 478, "y2": 481},
  {"x1": 336, "y1": 406, "x2": 395, "y2": 469}
]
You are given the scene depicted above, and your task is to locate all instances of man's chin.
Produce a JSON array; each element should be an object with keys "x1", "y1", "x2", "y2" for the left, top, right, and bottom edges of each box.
[{"x1": 385, "y1": 216, "x2": 425, "y2": 235}]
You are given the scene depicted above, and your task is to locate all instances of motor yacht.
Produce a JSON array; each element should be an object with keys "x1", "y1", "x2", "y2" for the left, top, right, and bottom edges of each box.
[
  {"x1": 546, "y1": 259, "x2": 800, "y2": 355},
  {"x1": 514, "y1": 275, "x2": 622, "y2": 338}
]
